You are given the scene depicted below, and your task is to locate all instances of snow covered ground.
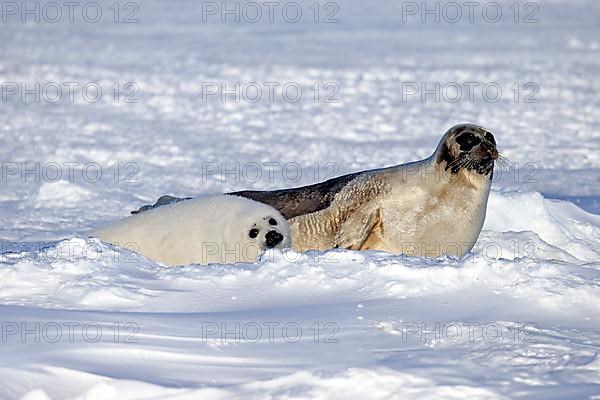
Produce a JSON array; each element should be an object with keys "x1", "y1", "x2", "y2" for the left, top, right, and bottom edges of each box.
[{"x1": 1, "y1": 0, "x2": 599, "y2": 398}]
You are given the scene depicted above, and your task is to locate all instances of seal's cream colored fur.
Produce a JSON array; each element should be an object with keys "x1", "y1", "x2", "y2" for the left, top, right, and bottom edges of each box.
[
  {"x1": 94, "y1": 195, "x2": 291, "y2": 266},
  {"x1": 288, "y1": 127, "x2": 494, "y2": 257}
]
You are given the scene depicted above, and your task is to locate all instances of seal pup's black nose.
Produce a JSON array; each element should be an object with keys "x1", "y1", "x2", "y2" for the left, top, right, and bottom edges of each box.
[{"x1": 265, "y1": 230, "x2": 284, "y2": 248}]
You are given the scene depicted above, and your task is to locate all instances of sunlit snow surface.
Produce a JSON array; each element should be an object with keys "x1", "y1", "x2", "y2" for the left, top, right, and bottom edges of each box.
[{"x1": 1, "y1": 0, "x2": 600, "y2": 398}]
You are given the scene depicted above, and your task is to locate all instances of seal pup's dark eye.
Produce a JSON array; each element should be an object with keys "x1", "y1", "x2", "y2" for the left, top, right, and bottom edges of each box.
[
  {"x1": 249, "y1": 229, "x2": 259, "y2": 238},
  {"x1": 268, "y1": 218, "x2": 277, "y2": 226}
]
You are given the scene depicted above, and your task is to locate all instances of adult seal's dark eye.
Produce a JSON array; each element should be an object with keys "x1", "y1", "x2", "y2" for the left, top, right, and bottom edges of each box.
[
  {"x1": 485, "y1": 132, "x2": 496, "y2": 146},
  {"x1": 249, "y1": 229, "x2": 259, "y2": 238},
  {"x1": 456, "y1": 133, "x2": 481, "y2": 150},
  {"x1": 268, "y1": 218, "x2": 277, "y2": 226}
]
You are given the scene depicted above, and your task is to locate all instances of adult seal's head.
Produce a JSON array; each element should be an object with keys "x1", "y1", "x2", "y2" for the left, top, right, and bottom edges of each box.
[{"x1": 435, "y1": 123, "x2": 499, "y2": 177}]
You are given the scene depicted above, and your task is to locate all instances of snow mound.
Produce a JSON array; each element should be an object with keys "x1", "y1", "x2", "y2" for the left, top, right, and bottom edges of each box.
[
  {"x1": 34, "y1": 181, "x2": 96, "y2": 209},
  {"x1": 485, "y1": 191, "x2": 600, "y2": 261}
]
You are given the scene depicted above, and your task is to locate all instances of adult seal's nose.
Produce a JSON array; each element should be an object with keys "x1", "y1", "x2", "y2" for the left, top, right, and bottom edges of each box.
[
  {"x1": 265, "y1": 230, "x2": 284, "y2": 248},
  {"x1": 479, "y1": 140, "x2": 499, "y2": 160},
  {"x1": 483, "y1": 142, "x2": 499, "y2": 160}
]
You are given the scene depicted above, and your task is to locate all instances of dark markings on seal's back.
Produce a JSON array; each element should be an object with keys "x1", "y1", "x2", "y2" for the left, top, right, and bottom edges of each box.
[
  {"x1": 231, "y1": 171, "x2": 362, "y2": 219},
  {"x1": 131, "y1": 172, "x2": 362, "y2": 219}
]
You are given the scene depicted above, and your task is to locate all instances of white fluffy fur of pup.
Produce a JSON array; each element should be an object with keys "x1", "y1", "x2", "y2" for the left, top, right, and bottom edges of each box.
[{"x1": 93, "y1": 195, "x2": 291, "y2": 266}]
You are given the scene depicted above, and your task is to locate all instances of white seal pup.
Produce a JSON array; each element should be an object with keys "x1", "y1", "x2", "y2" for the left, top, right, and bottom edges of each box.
[
  {"x1": 132, "y1": 123, "x2": 499, "y2": 258},
  {"x1": 94, "y1": 195, "x2": 291, "y2": 266}
]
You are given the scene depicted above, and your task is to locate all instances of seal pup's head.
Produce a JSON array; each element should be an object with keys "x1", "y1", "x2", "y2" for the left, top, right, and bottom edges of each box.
[
  {"x1": 435, "y1": 123, "x2": 499, "y2": 177},
  {"x1": 244, "y1": 213, "x2": 290, "y2": 250},
  {"x1": 227, "y1": 197, "x2": 291, "y2": 262}
]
